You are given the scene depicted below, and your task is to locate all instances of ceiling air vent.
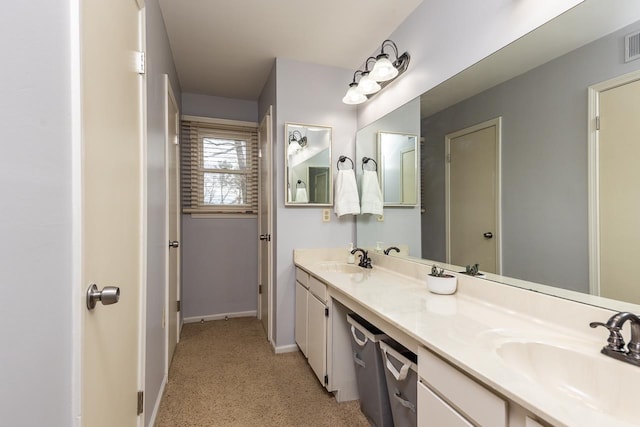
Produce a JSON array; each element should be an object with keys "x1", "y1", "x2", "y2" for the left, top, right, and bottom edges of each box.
[{"x1": 625, "y1": 30, "x2": 640, "y2": 63}]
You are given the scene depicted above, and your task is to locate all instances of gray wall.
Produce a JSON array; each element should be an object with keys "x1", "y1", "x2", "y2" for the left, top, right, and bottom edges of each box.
[
  {"x1": 180, "y1": 93, "x2": 260, "y2": 319},
  {"x1": 356, "y1": 98, "x2": 421, "y2": 256},
  {"x1": 144, "y1": 0, "x2": 182, "y2": 424},
  {"x1": 274, "y1": 58, "x2": 358, "y2": 350},
  {"x1": 422, "y1": 20, "x2": 640, "y2": 292},
  {"x1": 182, "y1": 92, "x2": 258, "y2": 122},
  {"x1": 0, "y1": 1, "x2": 73, "y2": 425}
]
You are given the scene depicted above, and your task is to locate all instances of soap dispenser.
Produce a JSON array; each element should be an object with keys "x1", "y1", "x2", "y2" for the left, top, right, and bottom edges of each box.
[{"x1": 347, "y1": 243, "x2": 355, "y2": 264}]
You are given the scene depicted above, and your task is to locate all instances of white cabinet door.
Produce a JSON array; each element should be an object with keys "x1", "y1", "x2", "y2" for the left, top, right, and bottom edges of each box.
[
  {"x1": 418, "y1": 381, "x2": 473, "y2": 427},
  {"x1": 295, "y1": 281, "x2": 308, "y2": 357},
  {"x1": 307, "y1": 293, "x2": 327, "y2": 386}
]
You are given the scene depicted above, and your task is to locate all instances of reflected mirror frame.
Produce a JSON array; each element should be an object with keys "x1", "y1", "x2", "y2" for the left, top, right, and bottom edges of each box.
[
  {"x1": 284, "y1": 122, "x2": 333, "y2": 207},
  {"x1": 377, "y1": 131, "x2": 419, "y2": 207}
]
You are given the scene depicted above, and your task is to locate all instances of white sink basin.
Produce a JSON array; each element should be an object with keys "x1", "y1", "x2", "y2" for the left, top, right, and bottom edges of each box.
[
  {"x1": 497, "y1": 341, "x2": 639, "y2": 423},
  {"x1": 317, "y1": 262, "x2": 363, "y2": 274}
]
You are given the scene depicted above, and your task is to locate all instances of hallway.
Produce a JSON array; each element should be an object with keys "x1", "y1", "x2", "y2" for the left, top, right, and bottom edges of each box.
[{"x1": 155, "y1": 318, "x2": 369, "y2": 426}]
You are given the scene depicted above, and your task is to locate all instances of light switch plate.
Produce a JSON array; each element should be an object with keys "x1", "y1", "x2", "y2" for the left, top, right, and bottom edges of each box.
[{"x1": 322, "y1": 209, "x2": 331, "y2": 222}]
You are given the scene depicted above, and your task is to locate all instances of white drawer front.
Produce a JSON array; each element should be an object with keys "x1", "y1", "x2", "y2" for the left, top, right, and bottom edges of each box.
[
  {"x1": 418, "y1": 380, "x2": 473, "y2": 427},
  {"x1": 295, "y1": 267, "x2": 309, "y2": 288},
  {"x1": 418, "y1": 347, "x2": 507, "y2": 427},
  {"x1": 308, "y1": 275, "x2": 327, "y2": 302}
]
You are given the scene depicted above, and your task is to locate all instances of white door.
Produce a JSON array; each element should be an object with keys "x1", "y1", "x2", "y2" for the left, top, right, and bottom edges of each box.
[
  {"x1": 258, "y1": 107, "x2": 273, "y2": 340},
  {"x1": 446, "y1": 118, "x2": 501, "y2": 273},
  {"x1": 80, "y1": 0, "x2": 144, "y2": 425},
  {"x1": 307, "y1": 294, "x2": 327, "y2": 385},
  {"x1": 596, "y1": 77, "x2": 640, "y2": 303},
  {"x1": 295, "y1": 281, "x2": 309, "y2": 357},
  {"x1": 401, "y1": 148, "x2": 416, "y2": 204},
  {"x1": 166, "y1": 76, "x2": 180, "y2": 364}
]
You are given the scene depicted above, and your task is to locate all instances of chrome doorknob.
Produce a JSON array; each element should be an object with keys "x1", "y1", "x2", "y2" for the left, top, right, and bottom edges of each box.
[
  {"x1": 483, "y1": 232, "x2": 493, "y2": 239},
  {"x1": 86, "y1": 284, "x2": 120, "y2": 310},
  {"x1": 169, "y1": 240, "x2": 180, "y2": 248},
  {"x1": 259, "y1": 234, "x2": 271, "y2": 241}
]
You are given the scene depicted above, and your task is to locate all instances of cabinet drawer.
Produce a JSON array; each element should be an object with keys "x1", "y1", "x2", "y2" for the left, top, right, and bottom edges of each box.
[
  {"x1": 418, "y1": 347, "x2": 507, "y2": 427},
  {"x1": 295, "y1": 267, "x2": 309, "y2": 288},
  {"x1": 308, "y1": 275, "x2": 327, "y2": 302},
  {"x1": 418, "y1": 380, "x2": 473, "y2": 427}
]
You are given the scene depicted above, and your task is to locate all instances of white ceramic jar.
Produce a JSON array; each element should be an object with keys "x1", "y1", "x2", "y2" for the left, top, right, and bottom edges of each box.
[{"x1": 426, "y1": 274, "x2": 457, "y2": 295}]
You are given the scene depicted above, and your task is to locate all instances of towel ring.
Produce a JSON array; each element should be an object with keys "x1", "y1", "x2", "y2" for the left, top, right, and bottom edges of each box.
[
  {"x1": 362, "y1": 157, "x2": 378, "y2": 171},
  {"x1": 337, "y1": 155, "x2": 354, "y2": 170},
  {"x1": 296, "y1": 179, "x2": 306, "y2": 188}
]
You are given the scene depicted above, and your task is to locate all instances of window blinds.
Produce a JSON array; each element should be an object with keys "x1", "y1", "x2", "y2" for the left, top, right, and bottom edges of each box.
[{"x1": 181, "y1": 119, "x2": 259, "y2": 214}]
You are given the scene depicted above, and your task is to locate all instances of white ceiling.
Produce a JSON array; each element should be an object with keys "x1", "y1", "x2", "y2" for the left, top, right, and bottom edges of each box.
[{"x1": 158, "y1": 0, "x2": 423, "y2": 100}]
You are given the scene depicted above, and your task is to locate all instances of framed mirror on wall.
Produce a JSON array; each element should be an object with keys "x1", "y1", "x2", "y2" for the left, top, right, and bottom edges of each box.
[
  {"x1": 285, "y1": 122, "x2": 333, "y2": 206},
  {"x1": 378, "y1": 131, "x2": 418, "y2": 206},
  {"x1": 355, "y1": 0, "x2": 640, "y2": 311}
]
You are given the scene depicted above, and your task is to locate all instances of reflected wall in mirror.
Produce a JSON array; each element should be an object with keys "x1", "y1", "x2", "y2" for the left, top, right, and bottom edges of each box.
[
  {"x1": 356, "y1": 0, "x2": 640, "y2": 309},
  {"x1": 378, "y1": 131, "x2": 419, "y2": 206},
  {"x1": 356, "y1": 97, "x2": 421, "y2": 257},
  {"x1": 285, "y1": 123, "x2": 332, "y2": 206}
]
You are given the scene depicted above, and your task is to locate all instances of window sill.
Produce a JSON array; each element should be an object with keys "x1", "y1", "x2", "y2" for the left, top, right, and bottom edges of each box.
[{"x1": 187, "y1": 213, "x2": 257, "y2": 219}]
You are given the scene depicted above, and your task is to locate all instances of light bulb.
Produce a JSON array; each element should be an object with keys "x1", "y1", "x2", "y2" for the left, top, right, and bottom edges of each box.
[
  {"x1": 357, "y1": 72, "x2": 381, "y2": 95},
  {"x1": 342, "y1": 83, "x2": 367, "y2": 105},
  {"x1": 370, "y1": 55, "x2": 398, "y2": 82}
]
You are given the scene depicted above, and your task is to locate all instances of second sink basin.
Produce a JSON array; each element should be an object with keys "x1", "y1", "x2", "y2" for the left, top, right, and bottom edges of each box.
[{"x1": 497, "y1": 341, "x2": 639, "y2": 423}]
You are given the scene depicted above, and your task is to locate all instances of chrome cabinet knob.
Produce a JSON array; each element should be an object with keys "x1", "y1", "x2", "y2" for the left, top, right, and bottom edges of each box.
[
  {"x1": 86, "y1": 284, "x2": 120, "y2": 310},
  {"x1": 169, "y1": 240, "x2": 180, "y2": 248},
  {"x1": 483, "y1": 232, "x2": 493, "y2": 239}
]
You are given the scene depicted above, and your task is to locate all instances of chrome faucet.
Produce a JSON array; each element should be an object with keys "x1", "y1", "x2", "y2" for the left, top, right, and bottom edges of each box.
[
  {"x1": 350, "y1": 248, "x2": 372, "y2": 269},
  {"x1": 590, "y1": 312, "x2": 640, "y2": 366},
  {"x1": 383, "y1": 246, "x2": 400, "y2": 255}
]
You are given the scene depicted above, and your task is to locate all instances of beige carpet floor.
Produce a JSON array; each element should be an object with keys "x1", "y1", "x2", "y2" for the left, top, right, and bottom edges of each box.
[{"x1": 155, "y1": 317, "x2": 370, "y2": 427}]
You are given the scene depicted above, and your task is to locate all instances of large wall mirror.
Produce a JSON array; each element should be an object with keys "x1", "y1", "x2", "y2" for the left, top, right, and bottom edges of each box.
[
  {"x1": 356, "y1": 0, "x2": 640, "y2": 310},
  {"x1": 285, "y1": 123, "x2": 332, "y2": 206}
]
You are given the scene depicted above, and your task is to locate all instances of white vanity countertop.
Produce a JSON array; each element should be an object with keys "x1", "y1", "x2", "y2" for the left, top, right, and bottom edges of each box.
[{"x1": 294, "y1": 252, "x2": 638, "y2": 427}]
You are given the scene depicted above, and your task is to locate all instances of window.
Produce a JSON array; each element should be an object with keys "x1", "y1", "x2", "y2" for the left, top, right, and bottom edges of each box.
[{"x1": 182, "y1": 119, "x2": 259, "y2": 214}]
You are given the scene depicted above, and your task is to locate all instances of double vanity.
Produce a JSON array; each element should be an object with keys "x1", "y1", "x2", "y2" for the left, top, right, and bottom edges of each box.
[{"x1": 293, "y1": 248, "x2": 640, "y2": 427}]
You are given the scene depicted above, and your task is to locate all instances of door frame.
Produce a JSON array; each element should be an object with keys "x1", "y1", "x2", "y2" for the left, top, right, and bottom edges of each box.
[
  {"x1": 71, "y1": 1, "x2": 147, "y2": 425},
  {"x1": 164, "y1": 74, "x2": 180, "y2": 374},
  {"x1": 258, "y1": 106, "x2": 274, "y2": 344},
  {"x1": 587, "y1": 69, "x2": 640, "y2": 296},
  {"x1": 444, "y1": 117, "x2": 502, "y2": 273}
]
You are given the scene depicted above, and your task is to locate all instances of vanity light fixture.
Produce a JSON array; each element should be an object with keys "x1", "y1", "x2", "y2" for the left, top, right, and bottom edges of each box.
[
  {"x1": 288, "y1": 130, "x2": 308, "y2": 155},
  {"x1": 342, "y1": 39, "x2": 410, "y2": 105}
]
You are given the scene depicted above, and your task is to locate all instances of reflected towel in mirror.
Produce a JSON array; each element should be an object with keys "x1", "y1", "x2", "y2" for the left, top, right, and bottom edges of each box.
[
  {"x1": 295, "y1": 187, "x2": 308, "y2": 203},
  {"x1": 361, "y1": 170, "x2": 383, "y2": 215},
  {"x1": 334, "y1": 169, "x2": 360, "y2": 216}
]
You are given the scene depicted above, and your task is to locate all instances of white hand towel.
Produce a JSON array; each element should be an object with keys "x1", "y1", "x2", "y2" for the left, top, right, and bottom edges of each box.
[
  {"x1": 334, "y1": 169, "x2": 360, "y2": 217},
  {"x1": 295, "y1": 187, "x2": 308, "y2": 203},
  {"x1": 360, "y1": 170, "x2": 383, "y2": 215}
]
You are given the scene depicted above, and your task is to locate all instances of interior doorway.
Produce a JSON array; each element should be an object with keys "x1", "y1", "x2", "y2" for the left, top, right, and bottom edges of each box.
[
  {"x1": 589, "y1": 71, "x2": 640, "y2": 303},
  {"x1": 258, "y1": 106, "x2": 274, "y2": 342},
  {"x1": 78, "y1": 0, "x2": 145, "y2": 425},
  {"x1": 165, "y1": 75, "x2": 181, "y2": 366},
  {"x1": 445, "y1": 118, "x2": 501, "y2": 274}
]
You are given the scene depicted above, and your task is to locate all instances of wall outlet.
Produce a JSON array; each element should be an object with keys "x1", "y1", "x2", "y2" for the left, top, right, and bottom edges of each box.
[
  {"x1": 322, "y1": 209, "x2": 331, "y2": 222},
  {"x1": 377, "y1": 214, "x2": 384, "y2": 222}
]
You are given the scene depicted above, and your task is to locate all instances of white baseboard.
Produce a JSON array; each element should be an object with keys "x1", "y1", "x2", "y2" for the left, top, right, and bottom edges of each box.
[
  {"x1": 146, "y1": 373, "x2": 167, "y2": 427},
  {"x1": 183, "y1": 310, "x2": 257, "y2": 324},
  {"x1": 274, "y1": 343, "x2": 299, "y2": 354}
]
